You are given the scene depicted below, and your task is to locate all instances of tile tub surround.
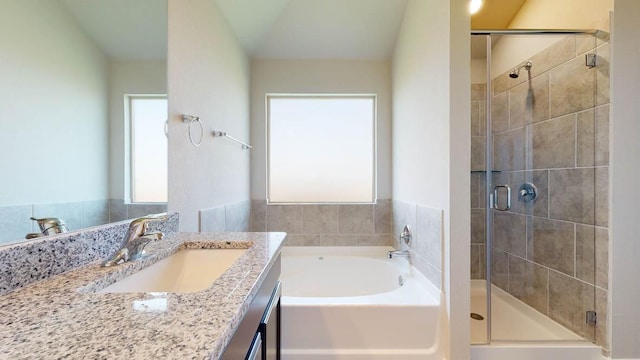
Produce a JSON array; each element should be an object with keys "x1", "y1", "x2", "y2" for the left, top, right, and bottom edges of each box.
[
  {"x1": 0, "y1": 200, "x2": 110, "y2": 245},
  {"x1": 0, "y1": 212, "x2": 179, "y2": 295},
  {"x1": 0, "y1": 199, "x2": 168, "y2": 246},
  {"x1": 108, "y1": 199, "x2": 168, "y2": 222},
  {"x1": 250, "y1": 200, "x2": 394, "y2": 247},
  {"x1": 392, "y1": 200, "x2": 443, "y2": 290},
  {"x1": 199, "y1": 200, "x2": 251, "y2": 232},
  {"x1": 0, "y1": 232, "x2": 286, "y2": 360},
  {"x1": 472, "y1": 35, "x2": 610, "y2": 348}
]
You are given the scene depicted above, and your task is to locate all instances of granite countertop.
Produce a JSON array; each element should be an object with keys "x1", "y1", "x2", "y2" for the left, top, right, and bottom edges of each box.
[{"x1": 0, "y1": 232, "x2": 286, "y2": 360}]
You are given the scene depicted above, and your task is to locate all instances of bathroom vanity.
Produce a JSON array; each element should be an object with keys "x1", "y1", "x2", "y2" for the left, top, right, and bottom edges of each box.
[
  {"x1": 221, "y1": 258, "x2": 281, "y2": 360},
  {"x1": 0, "y1": 231, "x2": 285, "y2": 359}
]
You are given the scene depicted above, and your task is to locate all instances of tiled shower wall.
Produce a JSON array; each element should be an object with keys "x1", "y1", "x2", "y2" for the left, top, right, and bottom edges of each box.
[
  {"x1": 471, "y1": 35, "x2": 610, "y2": 347},
  {"x1": 470, "y1": 83, "x2": 487, "y2": 281},
  {"x1": 250, "y1": 200, "x2": 393, "y2": 247}
]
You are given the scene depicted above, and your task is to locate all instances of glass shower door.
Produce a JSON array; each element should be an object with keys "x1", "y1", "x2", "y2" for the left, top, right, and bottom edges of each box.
[
  {"x1": 471, "y1": 31, "x2": 609, "y2": 346},
  {"x1": 487, "y1": 32, "x2": 604, "y2": 344}
]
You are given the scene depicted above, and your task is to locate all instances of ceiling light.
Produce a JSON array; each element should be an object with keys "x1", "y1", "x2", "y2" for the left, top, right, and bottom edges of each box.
[{"x1": 469, "y1": 0, "x2": 483, "y2": 15}]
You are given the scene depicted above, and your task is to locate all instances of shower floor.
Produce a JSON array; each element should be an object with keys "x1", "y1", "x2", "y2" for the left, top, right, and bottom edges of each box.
[{"x1": 470, "y1": 280, "x2": 584, "y2": 343}]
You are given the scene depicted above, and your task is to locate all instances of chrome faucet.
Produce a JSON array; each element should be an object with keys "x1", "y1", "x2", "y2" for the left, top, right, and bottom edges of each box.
[
  {"x1": 25, "y1": 217, "x2": 69, "y2": 239},
  {"x1": 103, "y1": 213, "x2": 168, "y2": 267},
  {"x1": 387, "y1": 249, "x2": 410, "y2": 259}
]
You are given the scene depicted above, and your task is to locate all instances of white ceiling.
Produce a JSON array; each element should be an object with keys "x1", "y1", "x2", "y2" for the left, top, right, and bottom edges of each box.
[
  {"x1": 58, "y1": 0, "x2": 406, "y2": 61},
  {"x1": 216, "y1": 0, "x2": 409, "y2": 59},
  {"x1": 215, "y1": 0, "x2": 292, "y2": 55},
  {"x1": 59, "y1": 0, "x2": 167, "y2": 60},
  {"x1": 54, "y1": 0, "x2": 526, "y2": 62}
]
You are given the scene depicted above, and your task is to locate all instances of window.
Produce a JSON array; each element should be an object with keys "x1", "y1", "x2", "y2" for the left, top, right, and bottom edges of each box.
[
  {"x1": 267, "y1": 94, "x2": 376, "y2": 203},
  {"x1": 129, "y1": 96, "x2": 168, "y2": 203}
]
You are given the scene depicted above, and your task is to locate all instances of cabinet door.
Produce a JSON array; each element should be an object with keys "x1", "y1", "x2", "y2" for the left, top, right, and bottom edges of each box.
[
  {"x1": 246, "y1": 333, "x2": 262, "y2": 360},
  {"x1": 261, "y1": 282, "x2": 281, "y2": 360}
]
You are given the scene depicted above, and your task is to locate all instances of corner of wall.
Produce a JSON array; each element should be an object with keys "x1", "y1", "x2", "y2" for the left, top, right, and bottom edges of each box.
[{"x1": 167, "y1": 0, "x2": 251, "y2": 231}]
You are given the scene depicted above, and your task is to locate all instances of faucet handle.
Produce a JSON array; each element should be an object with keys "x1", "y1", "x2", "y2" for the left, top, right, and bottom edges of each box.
[{"x1": 140, "y1": 232, "x2": 164, "y2": 240}]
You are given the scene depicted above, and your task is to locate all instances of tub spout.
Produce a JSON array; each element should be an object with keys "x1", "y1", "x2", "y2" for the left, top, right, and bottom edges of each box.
[{"x1": 387, "y1": 250, "x2": 410, "y2": 259}]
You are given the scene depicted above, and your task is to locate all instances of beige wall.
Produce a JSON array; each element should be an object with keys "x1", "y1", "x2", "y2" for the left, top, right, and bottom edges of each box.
[
  {"x1": 108, "y1": 60, "x2": 167, "y2": 201},
  {"x1": 509, "y1": 0, "x2": 613, "y2": 31},
  {"x1": 249, "y1": 59, "x2": 392, "y2": 201},
  {"x1": 0, "y1": 0, "x2": 109, "y2": 205},
  {"x1": 610, "y1": 1, "x2": 640, "y2": 358},
  {"x1": 392, "y1": 0, "x2": 470, "y2": 358},
  {"x1": 393, "y1": 1, "x2": 451, "y2": 207},
  {"x1": 167, "y1": 0, "x2": 250, "y2": 231},
  {"x1": 448, "y1": 1, "x2": 472, "y2": 358}
]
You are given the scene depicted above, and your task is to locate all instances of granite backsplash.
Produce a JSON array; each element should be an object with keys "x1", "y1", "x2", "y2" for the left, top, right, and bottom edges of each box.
[{"x1": 0, "y1": 212, "x2": 179, "y2": 295}]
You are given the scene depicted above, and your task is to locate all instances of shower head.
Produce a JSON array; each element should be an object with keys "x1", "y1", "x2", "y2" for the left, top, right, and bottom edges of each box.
[{"x1": 509, "y1": 60, "x2": 533, "y2": 79}]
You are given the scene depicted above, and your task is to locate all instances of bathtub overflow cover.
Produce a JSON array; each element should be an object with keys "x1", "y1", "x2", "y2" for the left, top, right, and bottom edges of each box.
[{"x1": 470, "y1": 313, "x2": 485, "y2": 321}]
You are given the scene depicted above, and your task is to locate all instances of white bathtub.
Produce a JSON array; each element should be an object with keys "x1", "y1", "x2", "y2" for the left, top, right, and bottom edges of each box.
[{"x1": 280, "y1": 246, "x2": 442, "y2": 360}]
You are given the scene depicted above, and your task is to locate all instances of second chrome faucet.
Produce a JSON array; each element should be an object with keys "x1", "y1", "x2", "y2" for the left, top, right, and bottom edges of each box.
[{"x1": 103, "y1": 213, "x2": 167, "y2": 267}]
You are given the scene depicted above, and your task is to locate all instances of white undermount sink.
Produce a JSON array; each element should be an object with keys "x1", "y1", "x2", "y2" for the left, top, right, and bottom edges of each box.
[{"x1": 98, "y1": 249, "x2": 247, "y2": 293}]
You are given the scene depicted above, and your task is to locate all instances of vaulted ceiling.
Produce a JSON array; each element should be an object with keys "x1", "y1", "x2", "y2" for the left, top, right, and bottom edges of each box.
[
  {"x1": 216, "y1": 0, "x2": 409, "y2": 59},
  {"x1": 60, "y1": 0, "x2": 167, "y2": 60},
  {"x1": 471, "y1": 0, "x2": 527, "y2": 29},
  {"x1": 470, "y1": 0, "x2": 528, "y2": 59},
  {"x1": 57, "y1": 0, "x2": 527, "y2": 61}
]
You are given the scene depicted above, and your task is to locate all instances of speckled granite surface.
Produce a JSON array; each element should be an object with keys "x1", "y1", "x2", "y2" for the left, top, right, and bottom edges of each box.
[
  {"x1": 0, "y1": 212, "x2": 179, "y2": 295},
  {"x1": 0, "y1": 231, "x2": 285, "y2": 360}
]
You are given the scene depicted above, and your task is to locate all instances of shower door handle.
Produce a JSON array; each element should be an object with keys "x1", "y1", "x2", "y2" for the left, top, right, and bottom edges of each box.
[{"x1": 493, "y1": 185, "x2": 511, "y2": 211}]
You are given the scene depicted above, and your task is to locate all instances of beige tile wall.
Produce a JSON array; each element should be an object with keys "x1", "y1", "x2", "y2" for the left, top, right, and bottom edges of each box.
[
  {"x1": 392, "y1": 200, "x2": 443, "y2": 289},
  {"x1": 250, "y1": 200, "x2": 393, "y2": 247},
  {"x1": 471, "y1": 35, "x2": 609, "y2": 348},
  {"x1": 249, "y1": 199, "x2": 441, "y2": 290},
  {"x1": 0, "y1": 199, "x2": 169, "y2": 246},
  {"x1": 0, "y1": 200, "x2": 115, "y2": 245},
  {"x1": 470, "y1": 82, "x2": 487, "y2": 281},
  {"x1": 109, "y1": 200, "x2": 167, "y2": 222},
  {"x1": 199, "y1": 200, "x2": 250, "y2": 232}
]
